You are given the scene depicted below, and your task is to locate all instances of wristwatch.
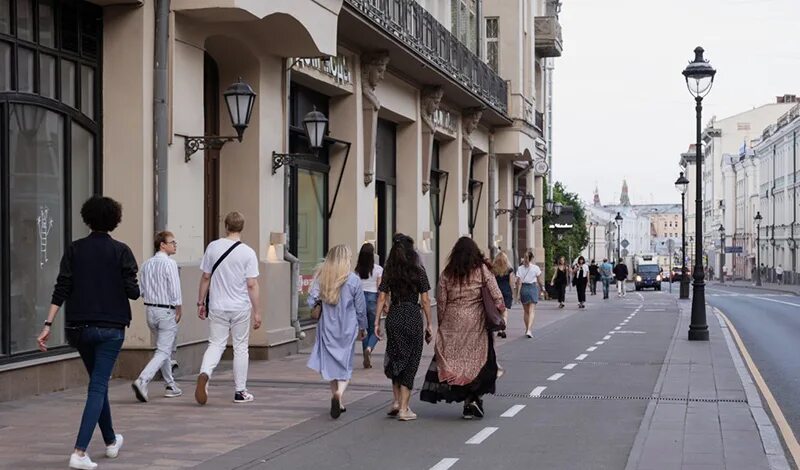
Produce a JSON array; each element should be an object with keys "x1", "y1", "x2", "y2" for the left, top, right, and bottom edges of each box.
[
  {"x1": 43, "y1": 321, "x2": 53, "y2": 327},
  {"x1": 196, "y1": 301, "x2": 204, "y2": 307}
]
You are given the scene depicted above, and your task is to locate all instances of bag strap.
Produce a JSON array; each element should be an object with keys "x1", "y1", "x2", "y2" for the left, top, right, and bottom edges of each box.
[{"x1": 211, "y1": 241, "x2": 241, "y2": 277}]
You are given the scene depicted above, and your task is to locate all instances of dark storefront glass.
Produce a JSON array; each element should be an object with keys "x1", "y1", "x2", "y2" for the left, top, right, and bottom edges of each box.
[
  {"x1": 0, "y1": 0, "x2": 102, "y2": 359},
  {"x1": 375, "y1": 119, "x2": 397, "y2": 264}
]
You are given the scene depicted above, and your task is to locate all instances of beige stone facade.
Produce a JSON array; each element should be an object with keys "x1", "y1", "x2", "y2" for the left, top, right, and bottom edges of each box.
[{"x1": 0, "y1": 0, "x2": 563, "y2": 400}]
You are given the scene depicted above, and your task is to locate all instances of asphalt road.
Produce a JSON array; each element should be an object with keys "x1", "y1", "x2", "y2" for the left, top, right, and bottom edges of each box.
[
  {"x1": 706, "y1": 284, "x2": 800, "y2": 441},
  {"x1": 195, "y1": 291, "x2": 678, "y2": 470}
]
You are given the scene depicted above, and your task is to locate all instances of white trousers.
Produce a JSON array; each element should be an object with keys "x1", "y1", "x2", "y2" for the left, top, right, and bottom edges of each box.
[
  {"x1": 617, "y1": 280, "x2": 626, "y2": 296},
  {"x1": 200, "y1": 309, "x2": 251, "y2": 392},
  {"x1": 138, "y1": 307, "x2": 178, "y2": 387}
]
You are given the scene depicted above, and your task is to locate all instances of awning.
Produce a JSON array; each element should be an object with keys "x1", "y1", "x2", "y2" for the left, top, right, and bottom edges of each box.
[{"x1": 173, "y1": 0, "x2": 342, "y2": 57}]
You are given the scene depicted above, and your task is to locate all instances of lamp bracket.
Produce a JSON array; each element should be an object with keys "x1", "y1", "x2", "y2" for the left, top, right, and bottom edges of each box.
[
  {"x1": 184, "y1": 135, "x2": 240, "y2": 162},
  {"x1": 531, "y1": 214, "x2": 546, "y2": 222},
  {"x1": 271, "y1": 151, "x2": 317, "y2": 175}
]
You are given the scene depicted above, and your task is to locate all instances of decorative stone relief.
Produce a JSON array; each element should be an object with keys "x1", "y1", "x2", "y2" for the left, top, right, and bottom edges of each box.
[
  {"x1": 420, "y1": 86, "x2": 444, "y2": 195},
  {"x1": 361, "y1": 51, "x2": 390, "y2": 186},
  {"x1": 461, "y1": 107, "x2": 484, "y2": 201}
]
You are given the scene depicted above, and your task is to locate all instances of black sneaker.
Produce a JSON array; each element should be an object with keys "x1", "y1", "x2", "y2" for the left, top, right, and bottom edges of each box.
[
  {"x1": 462, "y1": 404, "x2": 474, "y2": 420},
  {"x1": 233, "y1": 390, "x2": 254, "y2": 403},
  {"x1": 470, "y1": 400, "x2": 485, "y2": 418},
  {"x1": 497, "y1": 331, "x2": 507, "y2": 339}
]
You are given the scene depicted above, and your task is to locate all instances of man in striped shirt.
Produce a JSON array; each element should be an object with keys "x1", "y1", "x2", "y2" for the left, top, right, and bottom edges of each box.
[{"x1": 132, "y1": 230, "x2": 183, "y2": 402}]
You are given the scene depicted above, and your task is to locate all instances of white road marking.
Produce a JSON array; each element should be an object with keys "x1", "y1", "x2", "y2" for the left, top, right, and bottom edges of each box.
[
  {"x1": 586, "y1": 346, "x2": 598, "y2": 351},
  {"x1": 595, "y1": 341, "x2": 605, "y2": 345},
  {"x1": 501, "y1": 404, "x2": 526, "y2": 417},
  {"x1": 603, "y1": 335, "x2": 611, "y2": 340},
  {"x1": 752, "y1": 296, "x2": 800, "y2": 308},
  {"x1": 530, "y1": 386, "x2": 547, "y2": 397},
  {"x1": 430, "y1": 458, "x2": 459, "y2": 470},
  {"x1": 575, "y1": 354, "x2": 588, "y2": 360},
  {"x1": 547, "y1": 373, "x2": 565, "y2": 381},
  {"x1": 563, "y1": 363, "x2": 577, "y2": 370},
  {"x1": 466, "y1": 427, "x2": 499, "y2": 444},
  {"x1": 614, "y1": 327, "x2": 621, "y2": 330}
]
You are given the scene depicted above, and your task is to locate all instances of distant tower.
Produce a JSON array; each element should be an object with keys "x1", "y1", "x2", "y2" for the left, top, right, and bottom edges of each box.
[
  {"x1": 620, "y1": 180, "x2": 631, "y2": 206},
  {"x1": 593, "y1": 185, "x2": 601, "y2": 206}
]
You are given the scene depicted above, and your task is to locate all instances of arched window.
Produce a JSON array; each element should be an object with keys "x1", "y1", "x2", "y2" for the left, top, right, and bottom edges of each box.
[{"x1": 1, "y1": 0, "x2": 102, "y2": 358}]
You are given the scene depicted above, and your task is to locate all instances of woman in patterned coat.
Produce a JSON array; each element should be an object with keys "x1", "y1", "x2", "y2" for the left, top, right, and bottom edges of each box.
[{"x1": 420, "y1": 236, "x2": 506, "y2": 419}]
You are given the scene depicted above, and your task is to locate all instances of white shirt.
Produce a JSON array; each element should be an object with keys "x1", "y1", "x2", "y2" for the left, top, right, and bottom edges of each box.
[
  {"x1": 200, "y1": 238, "x2": 259, "y2": 311},
  {"x1": 575, "y1": 264, "x2": 589, "y2": 279},
  {"x1": 140, "y1": 252, "x2": 182, "y2": 306},
  {"x1": 360, "y1": 264, "x2": 383, "y2": 293},
  {"x1": 516, "y1": 264, "x2": 542, "y2": 284},
  {"x1": 776, "y1": 266, "x2": 784, "y2": 275}
]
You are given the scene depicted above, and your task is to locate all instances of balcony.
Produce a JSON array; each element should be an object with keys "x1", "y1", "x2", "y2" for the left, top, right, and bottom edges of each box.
[
  {"x1": 344, "y1": 0, "x2": 508, "y2": 115},
  {"x1": 534, "y1": 16, "x2": 563, "y2": 58}
]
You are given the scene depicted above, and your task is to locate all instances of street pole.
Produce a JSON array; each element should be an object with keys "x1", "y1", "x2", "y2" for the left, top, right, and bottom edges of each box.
[
  {"x1": 756, "y1": 220, "x2": 762, "y2": 286},
  {"x1": 680, "y1": 182, "x2": 690, "y2": 299},
  {"x1": 617, "y1": 223, "x2": 621, "y2": 261},
  {"x1": 689, "y1": 93, "x2": 709, "y2": 341},
  {"x1": 720, "y1": 228, "x2": 725, "y2": 284}
]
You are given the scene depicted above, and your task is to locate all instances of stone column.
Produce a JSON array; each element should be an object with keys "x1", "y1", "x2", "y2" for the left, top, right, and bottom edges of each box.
[{"x1": 361, "y1": 51, "x2": 389, "y2": 186}]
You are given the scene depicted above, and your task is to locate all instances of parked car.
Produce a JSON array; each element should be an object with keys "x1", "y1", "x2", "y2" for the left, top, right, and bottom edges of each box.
[{"x1": 670, "y1": 267, "x2": 685, "y2": 283}]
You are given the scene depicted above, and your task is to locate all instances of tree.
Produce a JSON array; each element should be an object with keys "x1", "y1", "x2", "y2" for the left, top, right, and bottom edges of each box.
[{"x1": 543, "y1": 180, "x2": 589, "y2": 282}]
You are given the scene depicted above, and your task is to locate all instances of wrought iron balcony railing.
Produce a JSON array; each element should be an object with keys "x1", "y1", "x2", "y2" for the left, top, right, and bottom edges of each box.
[{"x1": 345, "y1": 0, "x2": 508, "y2": 115}]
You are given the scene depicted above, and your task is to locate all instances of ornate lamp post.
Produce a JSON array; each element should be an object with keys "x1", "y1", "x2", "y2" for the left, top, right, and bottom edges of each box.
[
  {"x1": 682, "y1": 46, "x2": 716, "y2": 341},
  {"x1": 675, "y1": 171, "x2": 690, "y2": 298},
  {"x1": 719, "y1": 224, "x2": 726, "y2": 284},
  {"x1": 755, "y1": 212, "x2": 763, "y2": 286},
  {"x1": 615, "y1": 212, "x2": 623, "y2": 261}
]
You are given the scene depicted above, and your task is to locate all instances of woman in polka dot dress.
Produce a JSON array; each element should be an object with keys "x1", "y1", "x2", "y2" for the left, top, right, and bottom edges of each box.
[{"x1": 375, "y1": 233, "x2": 433, "y2": 421}]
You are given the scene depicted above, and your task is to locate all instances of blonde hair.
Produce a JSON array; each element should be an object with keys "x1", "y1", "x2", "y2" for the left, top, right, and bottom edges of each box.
[
  {"x1": 492, "y1": 251, "x2": 511, "y2": 276},
  {"x1": 316, "y1": 244, "x2": 353, "y2": 305}
]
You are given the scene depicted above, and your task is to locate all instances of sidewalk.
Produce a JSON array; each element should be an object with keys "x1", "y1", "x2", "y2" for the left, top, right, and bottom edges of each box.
[{"x1": 626, "y1": 298, "x2": 789, "y2": 470}]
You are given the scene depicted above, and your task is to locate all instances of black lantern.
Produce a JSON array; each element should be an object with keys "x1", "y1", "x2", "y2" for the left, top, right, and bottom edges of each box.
[
  {"x1": 544, "y1": 199, "x2": 554, "y2": 213},
  {"x1": 468, "y1": 179, "x2": 484, "y2": 234},
  {"x1": 302, "y1": 107, "x2": 329, "y2": 151},
  {"x1": 683, "y1": 46, "x2": 716, "y2": 341},
  {"x1": 675, "y1": 171, "x2": 690, "y2": 299},
  {"x1": 184, "y1": 77, "x2": 257, "y2": 162},
  {"x1": 755, "y1": 212, "x2": 763, "y2": 286},
  {"x1": 553, "y1": 202, "x2": 563, "y2": 216},
  {"x1": 674, "y1": 172, "x2": 689, "y2": 194},
  {"x1": 513, "y1": 190, "x2": 525, "y2": 210},
  {"x1": 524, "y1": 194, "x2": 535, "y2": 213},
  {"x1": 615, "y1": 212, "x2": 623, "y2": 261}
]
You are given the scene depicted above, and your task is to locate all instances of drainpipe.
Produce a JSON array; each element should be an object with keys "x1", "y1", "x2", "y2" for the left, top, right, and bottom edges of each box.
[
  {"x1": 284, "y1": 61, "x2": 304, "y2": 339},
  {"x1": 792, "y1": 130, "x2": 797, "y2": 281},
  {"x1": 153, "y1": 0, "x2": 170, "y2": 231},
  {"x1": 488, "y1": 133, "x2": 496, "y2": 259},
  {"x1": 772, "y1": 145, "x2": 776, "y2": 278}
]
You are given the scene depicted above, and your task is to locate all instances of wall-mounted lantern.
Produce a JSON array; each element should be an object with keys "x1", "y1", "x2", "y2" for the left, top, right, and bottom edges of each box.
[
  {"x1": 184, "y1": 78, "x2": 256, "y2": 162},
  {"x1": 271, "y1": 107, "x2": 329, "y2": 174},
  {"x1": 468, "y1": 179, "x2": 484, "y2": 233}
]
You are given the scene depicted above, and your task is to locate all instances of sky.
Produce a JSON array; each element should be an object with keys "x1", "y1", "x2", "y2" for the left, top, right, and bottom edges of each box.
[{"x1": 552, "y1": 0, "x2": 800, "y2": 206}]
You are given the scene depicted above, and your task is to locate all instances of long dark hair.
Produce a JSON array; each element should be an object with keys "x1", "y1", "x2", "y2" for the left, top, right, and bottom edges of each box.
[
  {"x1": 443, "y1": 236, "x2": 489, "y2": 285},
  {"x1": 382, "y1": 233, "x2": 420, "y2": 298},
  {"x1": 355, "y1": 243, "x2": 376, "y2": 279}
]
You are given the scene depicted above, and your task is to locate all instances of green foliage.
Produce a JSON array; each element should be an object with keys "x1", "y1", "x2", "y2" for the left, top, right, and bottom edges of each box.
[{"x1": 543, "y1": 180, "x2": 589, "y2": 281}]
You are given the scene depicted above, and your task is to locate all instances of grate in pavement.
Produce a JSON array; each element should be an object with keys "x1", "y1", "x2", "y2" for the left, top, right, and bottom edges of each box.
[{"x1": 493, "y1": 392, "x2": 747, "y2": 403}]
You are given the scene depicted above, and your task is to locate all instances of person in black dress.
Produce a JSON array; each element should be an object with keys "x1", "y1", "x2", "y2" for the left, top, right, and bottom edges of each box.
[
  {"x1": 573, "y1": 256, "x2": 589, "y2": 308},
  {"x1": 550, "y1": 256, "x2": 569, "y2": 308},
  {"x1": 375, "y1": 234, "x2": 432, "y2": 421}
]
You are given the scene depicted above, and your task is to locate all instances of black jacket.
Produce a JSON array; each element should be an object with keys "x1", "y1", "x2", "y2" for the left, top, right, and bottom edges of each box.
[
  {"x1": 613, "y1": 263, "x2": 629, "y2": 281},
  {"x1": 51, "y1": 232, "x2": 140, "y2": 328}
]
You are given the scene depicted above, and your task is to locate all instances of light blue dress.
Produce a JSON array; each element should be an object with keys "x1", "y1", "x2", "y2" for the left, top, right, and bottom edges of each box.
[{"x1": 307, "y1": 273, "x2": 368, "y2": 381}]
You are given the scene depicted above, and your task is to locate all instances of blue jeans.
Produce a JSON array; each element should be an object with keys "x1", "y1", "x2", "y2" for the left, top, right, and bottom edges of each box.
[
  {"x1": 602, "y1": 277, "x2": 611, "y2": 298},
  {"x1": 75, "y1": 326, "x2": 125, "y2": 451},
  {"x1": 362, "y1": 292, "x2": 380, "y2": 351}
]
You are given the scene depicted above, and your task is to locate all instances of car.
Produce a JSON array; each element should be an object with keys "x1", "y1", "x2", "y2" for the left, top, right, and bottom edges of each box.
[
  {"x1": 670, "y1": 267, "x2": 685, "y2": 283},
  {"x1": 634, "y1": 264, "x2": 662, "y2": 291}
]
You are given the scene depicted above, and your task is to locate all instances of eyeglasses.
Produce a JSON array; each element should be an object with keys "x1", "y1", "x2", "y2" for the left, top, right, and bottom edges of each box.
[{"x1": 164, "y1": 240, "x2": 178, "y2": 246}]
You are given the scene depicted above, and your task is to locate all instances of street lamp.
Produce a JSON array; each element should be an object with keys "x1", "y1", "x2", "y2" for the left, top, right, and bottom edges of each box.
[
  {"x1": 272, "y1": 107, "x2": 330, "y2": 174},
  {"x1": 682, "y1": 46, "x2": 716, "y2": 341},
  {"x1": 718, "y1": 224, "x2": 726, "y2": 284},
  {"x1": 755, "y1": 211, "x2": 763, "y2": 286},
  {"x1": 675, "y1": 171, "x2": 690, "y2": 299},
  {"x1": 615, "y1": 212, "x2": 623, "y2": 261}
]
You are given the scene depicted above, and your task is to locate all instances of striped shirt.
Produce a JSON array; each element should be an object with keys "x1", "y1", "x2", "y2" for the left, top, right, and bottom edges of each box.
[{"x1": 140, "y1": 252, "x2": 182, "y2": 306}]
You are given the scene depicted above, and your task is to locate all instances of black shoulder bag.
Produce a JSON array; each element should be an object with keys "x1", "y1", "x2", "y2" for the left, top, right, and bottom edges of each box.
[{"x1": 205, "y1": 241, "x2": 241, "y2": 311}]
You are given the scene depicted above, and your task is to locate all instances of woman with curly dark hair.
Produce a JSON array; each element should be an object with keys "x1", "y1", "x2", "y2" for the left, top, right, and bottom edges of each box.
[
  {"x1": 37, "y1": 196, "x2": 140, "y2": 469},
  {"x1": 420, "y1": 236, "x2": 505, "y2": 419},
  {"x1": 375, "y1": 233, "x2": 432, "y2": 421}
]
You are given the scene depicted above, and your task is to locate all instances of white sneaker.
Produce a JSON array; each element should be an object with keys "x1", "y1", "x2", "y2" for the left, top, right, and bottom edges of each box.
[
  {"x1": 69, "y1": 453, "x2": 98, "y2": 469},
  {"x1": 131, "y1": 379, "x2": 148, "y2": 403},
  {"x1": 525, "y1": 331, "x2": 533, "y2": 338},
  {"x1": 233, "y1": 390, "x2": 254, "y2": 403},
  {"x1": 165, "y1": 385, "x2": 183, "y2": 398},
  {"x1": 105, "y1": 433, "x2": 123, "y2": 458}
]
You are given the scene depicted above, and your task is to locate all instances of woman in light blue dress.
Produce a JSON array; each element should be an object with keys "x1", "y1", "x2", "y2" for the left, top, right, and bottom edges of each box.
[{"x1": 307, "y1": 245, "x2": 367, "y2": 419}]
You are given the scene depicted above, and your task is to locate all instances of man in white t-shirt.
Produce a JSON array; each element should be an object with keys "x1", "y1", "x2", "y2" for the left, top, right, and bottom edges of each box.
[{"x1": 195, "y1": 211, "x2": 261, "y2": 405}]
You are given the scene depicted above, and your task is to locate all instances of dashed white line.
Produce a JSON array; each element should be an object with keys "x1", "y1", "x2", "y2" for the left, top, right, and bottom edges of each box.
[
  {"x1": 547, "y1": 373, "x2": 565, "y2": 381},
  {"x1": 575, "y1": 354, "x2": 588, "y2": 360},
  {"x1": 430, "y1": 458, "x2": 459, "y2": 470},
  {"x1": 466, "y1": 427, "x2": 499, "y2": 444},
  {"x1": 614, "y1": 327, "x2": 622, "y2": 330},
  {"x1": 586, "y1": 346, "x2": 598, "y2": 351},
  {"x1": 501, "y1": 404, "x2": 526, "y2": 417},
  {"x1": 530, "y1": 386, "x2": 547, "y2": 397},
  {"x1": 603, "y1": 335, "x2": 612, "y2": 340},
  {"x1": 595, "y1": 341, "x2": 605, "y2": 345},
  {"x1": 563, "y1": 363, "x2": 577, "y2": 370}
]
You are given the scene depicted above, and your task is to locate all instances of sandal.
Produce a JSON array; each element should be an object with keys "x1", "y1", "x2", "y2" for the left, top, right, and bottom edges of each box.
[
  {"x1": 387, "y1": 403, "x2": 400, "y2": 417},
  {"x1": 330, "y1": 396, "x2": 342, "y2": 419}
]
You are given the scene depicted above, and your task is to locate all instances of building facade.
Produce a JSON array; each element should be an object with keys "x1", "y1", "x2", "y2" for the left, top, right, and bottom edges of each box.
[{"x1": 0, "y1": 0, "x2": 564, "y2": 400}]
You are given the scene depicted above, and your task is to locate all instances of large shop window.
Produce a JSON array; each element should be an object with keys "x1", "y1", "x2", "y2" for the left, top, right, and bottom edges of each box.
[
  {"x1": 375, "y1": 119, "x2": 397, "y2": 265},
  {"x1": 0, "y1": 0, "x2": 102, "y2": 359},
  {"x1": 288, "y1": 84, "x2": 329, "y2": 323}
]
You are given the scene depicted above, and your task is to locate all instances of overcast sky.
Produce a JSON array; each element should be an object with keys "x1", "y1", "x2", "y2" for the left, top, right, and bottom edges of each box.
[{"x1": 552, "y1": 0, "x2": 800, "y2": 206}]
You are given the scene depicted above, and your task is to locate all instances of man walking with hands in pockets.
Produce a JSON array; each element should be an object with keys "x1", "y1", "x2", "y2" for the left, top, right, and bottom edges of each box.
[
  {"x1": 132, "y1": 231, "x2": 184, "y2": 402},
  {"x1": 195, "y1": 211, "x2": 261, "y2": 405}
]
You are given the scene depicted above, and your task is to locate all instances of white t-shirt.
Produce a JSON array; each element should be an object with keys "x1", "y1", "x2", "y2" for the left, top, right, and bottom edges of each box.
[
  {"x1": 360, "y1": 264, "x2": 384, "y2": 293},
  {"x1": 516, "y1": 264, "x2": 542, "y2": 284},
  {"x1": 200, "y1": 238, "x2": 259, "y2": 311}
]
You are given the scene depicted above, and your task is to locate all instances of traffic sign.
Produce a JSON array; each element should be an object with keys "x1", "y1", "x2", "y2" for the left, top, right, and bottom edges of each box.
[
  {"x1": 621, "y1": 239, "x2": 629, "y2": 248},
  {"x1": 724, "y1": 246, "x2": 743, "y2": 253}
]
